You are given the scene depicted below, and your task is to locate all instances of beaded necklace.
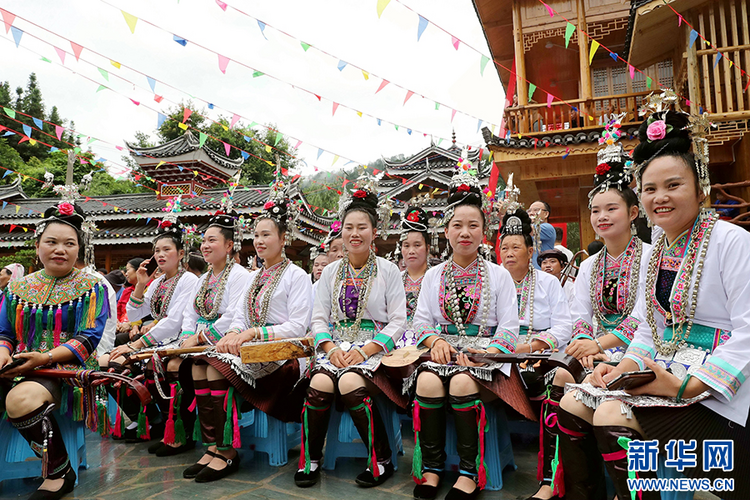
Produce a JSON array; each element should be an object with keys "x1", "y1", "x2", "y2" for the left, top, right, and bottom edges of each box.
[
  {"x1": 194, "y1": 262, "x2": 233, "y2": 320},
  {"x1": 245, "y1": 259, "x2": 290, "y2": 328},
  {"x1": 588, "y1": 236, "x2": 642, "y2": 332},
  {"x1": 515, "y1": 266, "x2": 536, "y2": 332},
  {"x1": 331, "y1": 251, "x2": 377, "y2": 341},
  {"x1": 646, "y1": 210, "x2": 718, "y2": 355},
  {"x1": 150, "y1": 269, "x2": 185, "y2": 321},
  {"x1": 443, "y1": 255, "x2": 491, "y2": 337}
]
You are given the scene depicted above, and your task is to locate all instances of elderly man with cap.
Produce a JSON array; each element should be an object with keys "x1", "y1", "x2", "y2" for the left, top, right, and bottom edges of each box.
[{"x1": 538, "y1": 249, "x2": 574, "y2": 306}]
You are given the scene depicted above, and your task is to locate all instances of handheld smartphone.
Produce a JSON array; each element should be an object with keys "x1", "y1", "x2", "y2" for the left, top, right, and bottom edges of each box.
[
  {"x1": 144, "y1": 257, "x2": 159, "y2": 276},
  {"x1": 606, "y1": 370, "x2": 656, "y2": 391},
  {"x1": 0, "y1": 357, "x2": 26, "y2": 375}
]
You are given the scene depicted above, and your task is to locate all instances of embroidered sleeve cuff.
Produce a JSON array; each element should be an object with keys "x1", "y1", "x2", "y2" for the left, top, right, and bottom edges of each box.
[
  {"x1": 0, "y1": 339, "x2": 14, "y2": 353},
  {"x1": 414, "y1": 322, "x2": 438, "y2": 347},
  {"x1": 62, "y1": 339, "x2": 90, "y2": 364},
  {"x1": 612, "y1": 316, "x2": 638, "y2": 345},
  {"x1": 694, "y1": 358, "x2": 746, "y2": 402},
  {"x1": 128, "y1": 295, "x2": 145, "y2": 307},
  {"x1": 141, "y1": 333, "x2": 156, "y2": 348},
  {"x1": 489, "y1": 328, "x2": 516, "y2": 354},
  {"x1": 573, "y1": 319, "x2": 594, "y2": 340},
  {"x1": 315, "y1": 332, "x2": 333, "y2": 348},
  {"x1": 623, "y1": 342, "x2": 655, "y2": 370},
  {"x1": 206, "y1": 324, "x2": 223, "y2": 343},
  {"x1": 372, "y1": 333, "x2": 395, "y2": 354},
  {"x1": 530, "y1": 331, "x2": 557, "y2": 350}
]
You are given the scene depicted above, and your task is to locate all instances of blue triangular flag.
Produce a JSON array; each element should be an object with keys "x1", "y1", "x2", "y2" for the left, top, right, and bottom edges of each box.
[
  {"x1": 173, "y1": 35, "x2": 187, "y2": 46},
  {"x1": 22, "y1": 124, "x2": 31, "y2": 137},
  {"x1": 208, "y1": 103, "x2": 214, "y2": 109},
  {"x1": 178, "y1": 166, "x2": 183, "y2": 171},
  {"x1": 477, "y1": 119, "x2": 483, "y2": 133},
  {"x1": 28, "y1": 210, "x2": 32, "y2": 216},
  {"x1": 417, "y1": 15, "x2": 428, "y2": 41},
  {"x1": 337, "y1": 60, "x2": 347, "y2": 71},
  {"x1": 32, "y1": 117, "x2": 43, "y2": 129},
  {"x1": 689, "y1": 29, "x2": 699, "y2": 49},
  {"x1": 2, "y1": 131, "x2": 14, "y2": 137},
  {"x1": 377, "y1": 118, "x2": 382, "y2": 126},
  {"x1": 157, "y1": 113, "x2": 167, "y2": 128},
  {"x1": 714, "y1": 52, "x2": 723, "y2": 68},
  {"x1": 50, "y1": 147, "x2": 59, "y2": 152},
  {"x1": 317, "y1": 148, "x2": 324, "y2": 160},
  {"x1": 257, "y1": 20, "x2": 267, "y2": 40},
  {"x1": 146, "y1": 218, "x2": 152, "y2": 224},
  {"x1": 2, "y1": 171, "x2": 10, "y2": 178},
  {"x1": 609, "y1": 52, "x2": 619, "y2": 62},
  {"x1": 11, "y1": 26, "x2": 23, "y2": 48},
  {"x1": 146, "y1": 76, "x2": 156, "y2": 92},
  {"x1": 243, "y1": 135, "x2": 251, "y2": 142},
  {"x1": 2, "y1": 201, "x2": 7, "y2": 209},
  {"x1": 407, "y1": 129, "x2": 412, "y2": 135},
  {"x1": 241, "y1": 151, "x2": 249, "y2": 160}
]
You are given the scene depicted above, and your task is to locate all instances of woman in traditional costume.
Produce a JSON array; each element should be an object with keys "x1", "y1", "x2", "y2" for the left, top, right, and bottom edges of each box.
[
  {"x1": 558, "y1": 92, "x2": 750, "y2": 500},
  {"x1": 294, "y1": 176, "x2": 407, "y2": 489},
  {"x1": 396, "y1": 204, "x2": 431, "y2": 347},
  {"x1": 526, "y1": 116, "x2": 649, "y2": 500},
  {"x1": 0, "y1": 263, "x2": 25, "y2": 290},
  {"x1": 103, "y1": 203, "x2": 199, "y2": 446},
  {"x1": 184, "y1": 179, "x2": 312, "y2": 482},
  {"x1": 407, "y1": 154, "x2": 532, "y2": 500},
  {"x1": 0, "y1": 201, "x2": 110, "y2": 499}
]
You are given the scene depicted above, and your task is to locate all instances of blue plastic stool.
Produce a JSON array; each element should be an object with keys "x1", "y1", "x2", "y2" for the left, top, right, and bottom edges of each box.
[
  {"x1": 445, "y1": 403, "x2": 515, "y2": 491},
  {"x1": 657, "y1": 457, "x2": 695, "y2": 500},
  {"x1": 323, "y1": 395, "x2": 403, "y2": 471},
  {"x1": 0, "y1": 413, "x2": 87, "y2": 486},
  {"x1": 240, "y1": 410, "x2": 300, "y2": 466}
]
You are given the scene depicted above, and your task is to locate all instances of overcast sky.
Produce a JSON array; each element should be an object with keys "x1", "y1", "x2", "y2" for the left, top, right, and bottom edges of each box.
[{"x1": 0, "y1": 0, "x2": 505, "y2": 178}]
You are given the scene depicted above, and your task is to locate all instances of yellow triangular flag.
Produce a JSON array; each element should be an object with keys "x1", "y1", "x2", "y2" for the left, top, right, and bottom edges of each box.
[
  {"x1": 121, "y1": 10, "x2": 138, "y2": 34},
  {"x1": 178, "y1": 122, "x2": 188, "y2": 130},
  {"x1": 156, "y1": 161, "x2": 165, "y2": 169},
  {"x1": 15, "y1": 205, "x2": 20, "y2": 213},
  {"x1": 488, "y1": 151, "x2": 494, "y2": 161},
  {"x1": 113, "y1": 206, "x2": 119, "y2": 212},
  {"x1": 29, "y1": 139, "x2": 37, "y2": 146},
  {"x1": 194, "y1": 171, "x2": 198, "y2": 177},
  {"x1": 357, "y1": 111, "x2": 363, "y2": 117},
  {"x1": 22, "y1": 227, "x2": 27, "y2": 232},
  {"x1": 222, "y1": 125, "x2": 228, "y2": 131},
  {"x1": 362, "y1": 70, "x2": 369, "y2": 80},
  {"x1": 110, "y1": 60, "x2": 121, "y2": 69},
  {"x1": 332, "y1": 155, "x2": 339, "y2": 165},
  {"x1": 589, "y1": 40, "x2": 600, "y2": 64},
  {"x1": 419, "y1": 183, "x2": 423, "y2": 189},
  {"x1": 376, "y1": 0, "x2": 391, "y2": 18},
  {"x1": 265, "y1": 145, "x2": 272, "y2": 153}
]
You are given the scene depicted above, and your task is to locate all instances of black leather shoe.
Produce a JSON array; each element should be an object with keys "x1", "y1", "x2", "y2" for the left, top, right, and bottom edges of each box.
[
  {"x1": 155, "y1": 440, "x2": 196, "y2": 457},
  {"x1": 355, "y1": 461, "x2": 394, "y2": 487},
  {"x1": 445, "y1": 485, "x2": 480, "y2": 500},
  {"x1": 294, "y1": 467, "x2": 321, "y2": 487},
  {"x1": 28, "y1": 469, "x2": 76, "y2": 500},
  {"x1": 148, "y1": 440, "x2": 165, "y2": 454},
  {"x1": 414, "y1": 471, "x2": 445, "y2": 499},
  {"x1": 183, "y1": 451, "x2": 218, "y2": 479},
  {"x1": 194, "y1": 452, "x2": 240, "y2": 483}
]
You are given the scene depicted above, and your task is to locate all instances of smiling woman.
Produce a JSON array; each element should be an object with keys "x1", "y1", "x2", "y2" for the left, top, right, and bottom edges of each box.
[{"x1": 0, "y1": 201, "x2": 112, "y2": 500}]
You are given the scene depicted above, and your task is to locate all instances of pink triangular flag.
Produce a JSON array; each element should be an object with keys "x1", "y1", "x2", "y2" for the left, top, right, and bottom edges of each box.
[
  {"x1": 403, "y1": 90, "x2": 415, "y2": 105},
  {"x1": 230, "y1": 113, "x2": 240, "y2": 128},
  {"x1": 544, "y1": 3, "x2": 553, "y2": 17},
  {"x1": 70, "y1": 41, "x2": 83, "y2": 61},
  {"x1": 332, "y1": 102, "x2": 339, "y2": 116},
  {"x1": 216, "y1": 0, "x2": 228, "y2": 11},
  {"x1": 451, "y1": 109, "x2": 457, "y2": 122},
  {"x1": 55, "y1": 125, "x2": 63, "y2": 140},
  {"x1": 1, "y1": 9, "x2": 15, "y2": 34},
  {"x1": 678, "y1": 15, "x2": 682, "y2": 27},
  {"x1": 223, "y1": 142, "x2": 231, "y2": 155},
  {"x1": 218, "y1": 54, "x2": 230, "y2": 74},
  {"x1": 54, "y1": 46, "x2": 66, "y2": 64},
  {"x1": 183, "y1": 108, "x2": 192, "y2": 123},
  {"x1": 375, "y1": 79, "x2": 390, "y2": 94},
  {"x1": 130, "y1": 99, "x2": 140, "y2": 106},
  {"x1": 294, "y1": 140, "x2": 302, "y2": 149},
  {"x1": 451, "y1": 36, "x2": 460, "y2": 50},
  {"x1": 546, "y1": 92, "x2": 554, "y2": 108},
  {"x1": 629, "y1": 64, "x2": 635, "y2": 79}
]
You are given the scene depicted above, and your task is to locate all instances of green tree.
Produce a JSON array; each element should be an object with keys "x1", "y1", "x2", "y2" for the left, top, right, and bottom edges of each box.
[{"x1": 0, "y1": 247, "x2": 37, "y2": 274}]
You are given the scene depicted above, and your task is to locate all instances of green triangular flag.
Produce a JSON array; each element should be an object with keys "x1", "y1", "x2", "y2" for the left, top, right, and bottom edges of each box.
[
  {"x1": 395, "y1": 125, "x2": 399, "y2": 131},
  {"x1": 564, "y1": 22, "x2": 576, "y2": 48},
  {"x1": 528, "y1": 83, "x2": 537, "y2": 102},
  {"x1": 274, "y1": 131, "x2": 283, "y2": 146},
  {"x1": 249, "y1": 121, "x2": 257, "y2": 128},
  {"x1": 646, "y1": 77, "x2": 653, "y2": 89},
  {"x1": 199, "y1": 132, "x2": 207, "y2": 147},
  {"x1": 435, "y1": 102, "x2": 440, "y2": 110},
  {"x1": 252, "y1": 71, "x2": 264, "y2": 78},
  {"x1": 98, "y1": 68, "x2": 109, "y2": 81},
  {"x1": 88, "y1": 137, "x2": 97, "y2": 145},
  {"x1": 480, "y1": 55, "x2": 489, "y2": 76},
  {"x1": 96, "y1": 85, "x2": 106, "y2": 93},
  {"x1": 74, "y1": 147, "x2": 81, "y2": 154},
  {"x1": 40, "y1": 57, "x2": 51, "y2": 63},
  {"x1": 300, "y1": 42, "x2": 310, "y2": 52},
  {"x1": 3, "y1": 108, "x2": 15, "y2": 119}
]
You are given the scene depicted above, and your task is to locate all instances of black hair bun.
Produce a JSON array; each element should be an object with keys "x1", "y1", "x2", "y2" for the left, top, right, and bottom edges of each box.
[
  {"x1": 208, "y1": 210, "x2": 239, "y2": 230},
  {"x1": 156, "y1": 217, "x2": 184, "y2": 237},
  {"x1": 402, "y1": 207, "x2": 429, "y2": 233},
  {"x1": 346, "y1": 189, "x2": 379, "y2": 213},
  {"x1": 447, "y1": 183, "x2": 482, "y2": 208},
  {"x1": 43, "y1": 202, "x2": 85, "y2": 231},
  {"x1": 632, "y1": 110, "x2": 692, "y2": 164},
  {"x1": 501, "y1": 208, "x2": 533, "y2": 237},
  {"x1": 593, "y1": 160, "x2": 633, "y2": 189}
]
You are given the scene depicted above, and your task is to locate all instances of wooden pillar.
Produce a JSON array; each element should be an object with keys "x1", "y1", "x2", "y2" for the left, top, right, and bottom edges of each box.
[
  {"x1": 577, "y1": 0, "x2": 592, "y2": 100},
  {"x1": 578, "y1": 187, "x2": 596, "y2": 251},
  {"x1": 512, "y1": 0, "x2": 528, "y2": 106},
  {"x1": 105, "y1": 249, "x2": 112, "y2": 272},
  {"x1": 686, "y1": 17, "x2": 701, "y2": 115}
]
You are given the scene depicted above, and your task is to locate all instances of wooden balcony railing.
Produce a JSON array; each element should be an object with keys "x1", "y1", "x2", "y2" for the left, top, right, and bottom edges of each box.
[
  {"x1": 712, "y1": 180, "x2": 750, "y2": 227},
  {"x1": 504, "y1": 91, "x2": 651, "y2": 136}
]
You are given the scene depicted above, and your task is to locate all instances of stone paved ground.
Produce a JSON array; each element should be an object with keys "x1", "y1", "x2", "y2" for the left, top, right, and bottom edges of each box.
[{"x1": 0, "y1": 422, "x2": 719, "y2": 500}]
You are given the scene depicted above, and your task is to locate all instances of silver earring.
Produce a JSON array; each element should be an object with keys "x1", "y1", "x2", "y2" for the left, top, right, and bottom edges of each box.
[
  {"x1": 631, "y1": 223, "x2": 637, "y2": 236},
  {"x1": 595, "y1": 232, "x2": 600, "y2": 240}
]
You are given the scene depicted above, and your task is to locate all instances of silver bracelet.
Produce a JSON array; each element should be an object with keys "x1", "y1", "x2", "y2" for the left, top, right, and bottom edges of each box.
[
  {"x1": 594, "y1": 338, "x2": 605, "y2": 354},
  {"x1": 326, "y1": 346, "x2": 342, "y2": 360},
  {"x1": 353, "y1": 346, "x2": 369, "y2": 361}
]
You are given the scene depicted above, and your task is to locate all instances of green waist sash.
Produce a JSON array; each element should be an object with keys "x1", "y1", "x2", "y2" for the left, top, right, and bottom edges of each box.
[
  {"x1": 519, "y1": 325, "x2": 549, "y2": 336},
  {"x1": 664, "y1": 322, "x2": 730, "y2": 353},
  {"x1": 441, "y1": 324, "x2": 496, "y2": 336}
]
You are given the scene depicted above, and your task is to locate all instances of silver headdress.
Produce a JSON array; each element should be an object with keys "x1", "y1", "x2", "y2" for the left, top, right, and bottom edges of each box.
[
  {"x1": 208, "y1": 172, "x2": 244, "y2": 254},
  {"x1": 338, "y1": 166, "x2": 391, "y2": 238},
  {"x1": 253, "y1": 170, "x2": 302, "y2": 247},
  {"x1": 588, "y1": 113, "x2": 635, "y2": 206}
]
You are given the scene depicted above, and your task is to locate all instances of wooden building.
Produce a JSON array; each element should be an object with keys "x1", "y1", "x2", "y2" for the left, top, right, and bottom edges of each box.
[{"x1": 473, "y1": 0, "x2": 750, "y2": 247}]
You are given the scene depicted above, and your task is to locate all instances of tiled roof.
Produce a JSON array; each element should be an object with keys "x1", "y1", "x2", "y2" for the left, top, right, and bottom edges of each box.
[
  {"x1": 125, "y1": 131, "x2": 243, "y2": 171},
  {"x1": 481, "y1": 125, "x2": 641, "y2": 149},
  {"x1": 0, "y1": 177, "x2": 26, "y2": 200},
  {"x1": 623, "y1": 0, "x2": 655, "y2": 61}
]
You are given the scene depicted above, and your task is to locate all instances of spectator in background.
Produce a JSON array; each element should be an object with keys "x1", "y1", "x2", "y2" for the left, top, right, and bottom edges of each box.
[
  {"x1": 104, "y1": 269, "x2": 126, "y2": 301},
  {"x1": 527, "y1": 200, "x2": 556, "y2": 269},
  {"x1": 569, "y1": 107, "x2": 585, "y2": 128},
  {"x1": 538, "y1": 249, "x2": 575, "y2": 307},
  {"x1": 554, "y1": 226, "x2": 574, "y2": 262},
  {"x1": 311, "y1": 252, "x2": 328, "y2": 283},
  {"x1": 587, "y1": 239, "x2": 604, "y2": 256},
  {"x1": 185, "y1": 249, "x2": 207, "y2": 277},
  {"x1": 0, "y1": 263, "x2": 24, "y2": 291}
]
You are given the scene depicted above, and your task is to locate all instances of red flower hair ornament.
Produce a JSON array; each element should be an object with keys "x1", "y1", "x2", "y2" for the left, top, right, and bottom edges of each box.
[
  {"x1": 456, "y1": 184, "x2": 471, "y2": 193},
  {"x1": 595, "y1": 163, "x2": 611, "y2": 176},
  {"x1": 352, "y1": 189, "x2": 368, "y2": 199},
  {"x1": 57, "y1": 202, "x2": 75, "y2": 216},
  {"x1": 406, "y1": 211, "x2": 420, "y2": 222}
]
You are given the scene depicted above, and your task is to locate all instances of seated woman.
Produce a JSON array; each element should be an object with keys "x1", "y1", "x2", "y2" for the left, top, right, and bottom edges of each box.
[
  {"x1": 294, "y1": 179, "x2": 407, "y2": 489},
  {"x1": 397, "y1": 205, "x2": 431, "y2": 347},
  {"x1": 408, "y1": 159, "x2": 534, "y2": 500},
  {"x1": 102, "y1": 213, "x2": 199, "y2": 447},
  {"x1": 0, "y1": 202, "x2": 110, "y2": 500},
  {"x1": 183, "y1": 193, "x2": 311, "y2": 482},
  {"x1": 558, "y1": 100, "x2": 750, "y2": 500},
  {"x1": 527, "y1": 116, "x2": 649, "y2": 500}
]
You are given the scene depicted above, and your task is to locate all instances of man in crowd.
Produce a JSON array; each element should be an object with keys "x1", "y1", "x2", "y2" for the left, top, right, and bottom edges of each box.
[
  {"x1": 538, "y1": 249, "x2": 575, "y2": 306},
  {"x1": 527, "y1": 200, "x2": 556, "y2": 269}
]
